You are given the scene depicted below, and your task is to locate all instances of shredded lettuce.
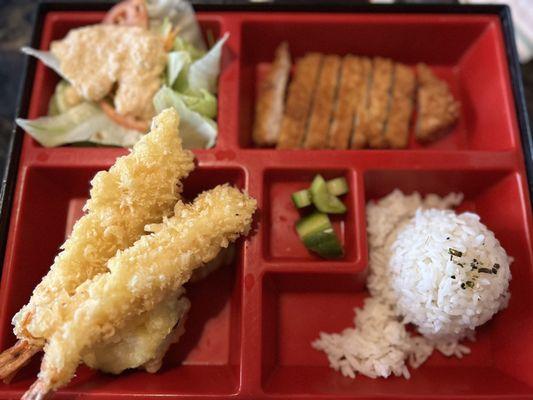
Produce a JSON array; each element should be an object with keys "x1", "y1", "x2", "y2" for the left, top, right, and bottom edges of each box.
[
  {"x1": 172, "y1": 37, "x2": 205, "y2": 60},
  {"x1": 179, "y1": 89, "x2": 217, "y2": 119},
  {"x1": 188, "y1": 33, "x2": 228, "y2": 94},
  {"x1": 147, "y1": 0, "x2": 206, "y2": 51},
  {"x1": 50, "y1": 80, "x2": 84, "y2": 115},
  {"x1": 19, "y1": 0, "x2": 227, "y2": 149},
  {"x1": 167, "y1": 51, "x2": 190, "y2": 87},
  {"x1": 158, "y1": 17, "x2": 173, "y2": 38},
  {"x1": 48, "y1": 93, "x2": 60, "y2": 117},
  {"x1": 21, "y1": 47, "x2": 66, "y2": 79},
  {"x1": 17, "y1": 102, "x2": 143, "y2": 148},
  {"x1": 161, "y1": 28, "x2": 227, "y2": 147},
  {"x1": 154, "y1": 86, "x2": 216, "y2": 149}
]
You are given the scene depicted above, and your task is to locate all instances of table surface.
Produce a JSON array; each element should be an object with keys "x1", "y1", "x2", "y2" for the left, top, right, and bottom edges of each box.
[{"x1": 0, "y1": 0, "x2": 532, "y2": 178}]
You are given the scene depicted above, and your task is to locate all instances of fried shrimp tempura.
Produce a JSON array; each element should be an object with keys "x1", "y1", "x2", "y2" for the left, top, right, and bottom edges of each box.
[
  {"x1": 86, "y1": 245, "x2": 235, "y2": 375},
  {"x1": 0, "y1": 109, "x2": 194, "y2": 381},
  {"x1": 82, "y1": 246, "x2": 235, "y2": 375},
  {"x1": 24, "y1": 185, "x2": 257, "y2": 398}
]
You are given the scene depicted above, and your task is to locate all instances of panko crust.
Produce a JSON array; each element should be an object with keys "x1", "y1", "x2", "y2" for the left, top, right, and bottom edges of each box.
[
  {"x1": 34, "y1": 185, "x2": 256, "y2": 392},
  {"x1": 415, "y1": 63, "x2": 460, "y2": 141},
  {"x1": 82, "y1": 288, "x2": 190, "y2": 374},
  {"x1": 14, "y1": 108, "x2": 194, "y2": 344}
]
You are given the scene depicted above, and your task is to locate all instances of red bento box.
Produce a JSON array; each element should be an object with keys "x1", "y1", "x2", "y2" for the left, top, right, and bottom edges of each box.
[{"x1": 0, "y1": 1, "x2": 532, "y2": 399}]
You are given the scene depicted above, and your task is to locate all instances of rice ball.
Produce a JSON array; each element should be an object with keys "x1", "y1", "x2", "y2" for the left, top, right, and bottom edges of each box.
[{"x1": 389, "y1": 209, "x2": 512, "y2": 342}]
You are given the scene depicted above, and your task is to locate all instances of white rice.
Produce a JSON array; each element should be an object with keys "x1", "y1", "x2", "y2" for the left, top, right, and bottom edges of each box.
[{"x1": 312, "y1": 190, "x2": 512, "y2": 379}]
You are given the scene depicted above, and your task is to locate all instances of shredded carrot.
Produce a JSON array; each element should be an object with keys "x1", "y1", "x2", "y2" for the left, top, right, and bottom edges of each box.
[
  {"x1": 164, "y1": 26, "x2": 180, "y2": 52},
  {"x1": 99, "y1": 101, "x2": 150, "y2": 132}
]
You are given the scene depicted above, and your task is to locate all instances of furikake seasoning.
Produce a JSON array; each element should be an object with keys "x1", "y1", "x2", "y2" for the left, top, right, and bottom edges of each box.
[
  {"x1": 446, "y1": 241, "x2": 498, "y2": 290},
  {"x1": 449, "y1": 248, "x2": 463, "y2": 257}
]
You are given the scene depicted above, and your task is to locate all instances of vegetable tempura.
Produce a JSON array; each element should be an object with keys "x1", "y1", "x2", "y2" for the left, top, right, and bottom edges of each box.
[{"x1": 82, "y1": 288, "x2": 191, "y2": 374}]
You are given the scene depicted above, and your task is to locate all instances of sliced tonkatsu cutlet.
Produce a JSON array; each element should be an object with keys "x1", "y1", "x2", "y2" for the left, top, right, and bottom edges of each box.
[
  {"x1": 350, "y1": 57, "x2": 373, "y2": 149},
  {"x1": 252, "y1": 42, "x2": 291, "y2": 147},
  {"x1": 415, "y1": 63, "x2": 460, "y2": 142},
  {"x1": 384, "y1": 63, "x2": 416, "y2": 149},
  {"x1": 328, "y1": 55, "x2": 363, "y2": 150},
  {"x1": 366, "y1": 57, "x2": 394, "y2": 149},
  {"x1": 277, "y1": 53, "x2": 323, "y2": 149},
  {"x1": 304, "y1": 55, "x2": 341, "y2": 149}
]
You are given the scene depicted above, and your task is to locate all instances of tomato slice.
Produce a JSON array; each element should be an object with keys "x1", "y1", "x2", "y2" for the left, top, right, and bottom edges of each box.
[{"x1": 103, "y1": 0, "x2": 149, "y2": 28}]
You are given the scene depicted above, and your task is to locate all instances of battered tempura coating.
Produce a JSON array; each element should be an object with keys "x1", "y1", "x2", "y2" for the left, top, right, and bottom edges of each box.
[
  {"x1": 141, "y1": 297, "x2": 190, "y2": 374},
  {"x1": 0, "y1": 109, "x2": 194, "y2": 383},
  {"x1": 82, "y1": 288, "x2": 190, "y2": 374},
  {"x1": 13, "y1": 109, "x2": 194, "y2": 344},
  {"x1": 24, "y1": 185, "x2": 256, "y2": 397},
  {"x1": 83, "y1": 246, "x2": 234, "y2": 374}
]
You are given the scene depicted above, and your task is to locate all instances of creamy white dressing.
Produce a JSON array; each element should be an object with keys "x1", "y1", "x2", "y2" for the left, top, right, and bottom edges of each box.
[{"x1": 51, "y1": 25, "x2": 167, "y2": 120}]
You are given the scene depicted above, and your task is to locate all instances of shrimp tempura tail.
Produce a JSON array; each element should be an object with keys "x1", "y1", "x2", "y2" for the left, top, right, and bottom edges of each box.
[
  {"x1": 2, "y1": 108, "x2": 194, "y2": 380},
  {"x1": 25, "y1": 185, "x2": 256, "y2": 397}
]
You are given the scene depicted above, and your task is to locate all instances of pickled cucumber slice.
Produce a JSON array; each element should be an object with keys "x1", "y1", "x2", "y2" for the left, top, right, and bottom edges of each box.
[
  {"x1": 292, "y1": 189, "x2": 311, "y2": 208},
  {"x1": 295, "y1": 212, "x2": 344, "y2": 259},
  {"x1": 326, "y1": 177, "x2": 349, "y2": 197},
  {"x1": 310, "y1": 175, "x2": 346, "y2": 214}
]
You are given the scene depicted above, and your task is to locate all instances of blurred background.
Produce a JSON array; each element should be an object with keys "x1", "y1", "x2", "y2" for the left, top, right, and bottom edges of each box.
[{"x1": 0, "y1": 0, "x2": 532, "y2": 176}]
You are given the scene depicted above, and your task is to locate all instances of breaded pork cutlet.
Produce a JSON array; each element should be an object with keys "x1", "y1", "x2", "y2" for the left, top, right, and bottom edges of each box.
[
  {"x1": 328, "y1": 55, "x2": 364, "y2": 150},
  {"x1": 277, "y1": 53, "x2": 323, "y2": 149},
  {"x1": 350, "y1": 57, "x2": 372, "y2": 149},
  {"x1": 252, "y1": 42, "x2": 291, "y2": 146},
  {"x1": 366, "y1": 57, "x2": 394, "y2": 149},
  {"x1": 415, "y1": 63, "x2": 460, "y2": 142},
  {"x1": 384, "y1": 63, "x2": 416, "y2": 149},
  {"x1": 304, "y1": 55, "x2": 341, "y2": 149}
]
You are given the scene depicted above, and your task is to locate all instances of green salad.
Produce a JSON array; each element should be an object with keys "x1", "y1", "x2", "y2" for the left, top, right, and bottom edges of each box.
[{"x1": 17, "y1": 0, "x2": 227, "y2": 149}]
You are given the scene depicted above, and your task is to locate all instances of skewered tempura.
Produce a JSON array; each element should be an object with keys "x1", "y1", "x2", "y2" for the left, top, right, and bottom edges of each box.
[
  {"x1": 0, "y1": 108, "x2": 194, "y2": 380},
  {"x1": 113, "y1": 241, "x2": 237, "y2": 375},
  {"x1": 83, "y1": 245, "x2": 235, "y2": 374},
  {"x1": 23, "y1": 185, "x2": 257, "y2": 399},
  {"x1": 141, "y1": 298, "x2": 190, "y2": 374},
  {"x1": 82, "y1": 288, "x2": 191, "y2": 374}
]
